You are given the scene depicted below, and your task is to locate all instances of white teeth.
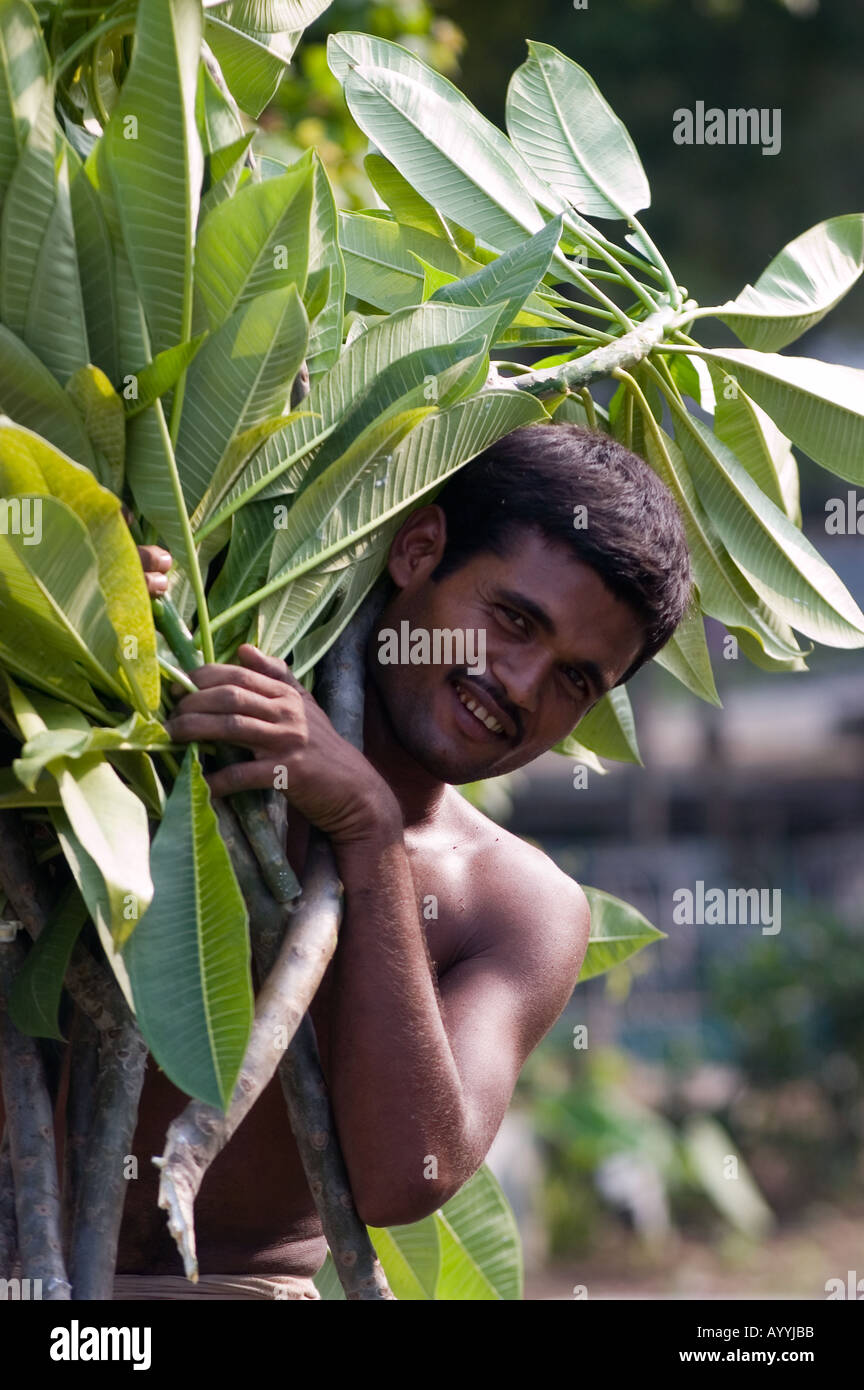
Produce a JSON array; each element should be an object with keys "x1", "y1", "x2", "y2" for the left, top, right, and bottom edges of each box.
[{"x1": 456, "y1": 685, "x2": 504, "y2": 735}]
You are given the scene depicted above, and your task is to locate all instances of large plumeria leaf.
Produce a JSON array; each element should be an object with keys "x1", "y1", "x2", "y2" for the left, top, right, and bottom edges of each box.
[
  {"x1": 668, "y1": 401, "x2": 864, "y2": 649},
  {"x1": 0, "y1": 325, "x2": 96, "y2": 467},
  {"x1": 8, "y1": 683, "x2": 154, "y2": 950},
  {"x1": 653, "y1": 603, "x2": 721, "y2": 707},
  {"x1": 579, "y1": 887, "x2": 665, "y2": 983},
  {"x1": 0, "y1": 0, "x2": 49, "y2": 198},
  {"x1": 303, "y1": 151, "x2": 345, "y2": 383},
  {"x1": 506, "y1": 41, "x2": 650, "y2": 220},
  {"x1": 638, "y1": 411, "x2": 810, "y2": 663},
  {"x1": 7, "y1": 884, "x2": 89, "y2": 1041},
  {"x1": 196, "y1": 56, "x2": 244, "y2": 155},
  {"x1": 365, "y1": 152, "x2": 454, "y2": 239},
  {"x1": 715, "y1": 215, "x2": 864, "y2": 352},
  {"x1": 365, "y1": 1217, "x2": 440, "y2": 1300},
  {"x1": 256, "y1": 390, "x2": 548, "y2": 653},
  {"x1": 431, "y1": 1165, "x2": 522, "y2": 1300},
  {"x1": 14, "y1": 712, "x2": 171, "y2": 791},
  {"x1": 22, "y1": 141, "x2": 91, "y2": 381},
  {"x1": 1, "y1": 87, "x2": 57, "y2": 338},
  {"x1": 122, "y1": 748, "x2": 254, "y2": 1111},
  {"x1": 208, "y1": 0, "x2": 331, "y2": 31},
  {"x1": 66, "y1": 365, "x2": 125, "y2": 495},
  {"x1": 99, "y1": 0, "x2": 203, "y2": 358},
  {"x1": 682, "y1": 345, "x2": 864, "y2": 486},
  {"x1": 52, "y1": 808, "x2": 136, "y2": 1009},
  {"x1": 0, "y1": 496, "x2": 138, "y2": 707},
  {"x1": 194, "y1": 161, "x2": 313, "y2": 329},
  {"x1": 339, "y1": 210, "x2": 481, "y2": 313},
  {"x1": 330, "y1": 35, "x2": 550, "y2": 254},
  {"x1": 124, "y1": 336, "x2": 208, "y2": 419},
  {"x1": 204, "y1": 16, "x2": 294, "y2": 116},
  {"x1": 570, "y1": 687, "x2": 641, "y2": 765},
  {"x1": 429, "y1": 215, "x2": 563, "y2": 335},
  {"x1": 213, "y1": 302, "x2": 503, "y2": 518},
  {"x1": 174, "y1": 285, "x2": 308, "y2": 513},
  {"x1": 0, "y1": 421, "x2": 161, "y2": 710},
  {"x1": 292, "y1": 528, "x2": 397, "y2": 677},
  {"x1": 709, "y1": 364, "x2": 801, "y2": 525}
]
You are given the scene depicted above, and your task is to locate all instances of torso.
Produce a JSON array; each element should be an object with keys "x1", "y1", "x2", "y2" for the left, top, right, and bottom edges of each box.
[{"x1": 115, "y1": 787, "x2": 508, "y2": 1277}]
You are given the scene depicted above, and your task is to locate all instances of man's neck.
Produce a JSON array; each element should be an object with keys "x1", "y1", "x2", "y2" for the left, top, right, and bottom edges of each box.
[{"x1": 361, "y1": 676, "x2": 448, "y2": 831}]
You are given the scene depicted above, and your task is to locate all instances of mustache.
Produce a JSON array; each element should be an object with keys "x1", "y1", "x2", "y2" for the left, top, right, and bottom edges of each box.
[{"x1": 449, "y1": 667, "x2": 523, "y2": 742}]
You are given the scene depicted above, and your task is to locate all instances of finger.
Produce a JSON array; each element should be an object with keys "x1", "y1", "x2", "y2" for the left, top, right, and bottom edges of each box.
[
  {"x1": 166, "y1": 712, "x2": 282, "y2": 750},
  {"x1": 179, "y1": 662, "x2": 290, "y2": 701},
  {"x1": 138, "y1": 545, "x2": 172, "y2": 574},
  {"x1": 237, "y1": 645, "x2": 306, "y2": 693},
  {"x1": 145, "y1": 572, "x2": 168, "y2": 596},
  {"x1": 169, "y1": 685, "x2": 293, "y2": 724},
  {"x1": 206, "y1": 760, "x2": 282, "y2": 799}
]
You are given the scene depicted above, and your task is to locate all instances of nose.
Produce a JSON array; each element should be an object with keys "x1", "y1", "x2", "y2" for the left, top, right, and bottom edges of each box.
[{"x1": 490, "y1": 647, "x2": 551, "y2": 716}]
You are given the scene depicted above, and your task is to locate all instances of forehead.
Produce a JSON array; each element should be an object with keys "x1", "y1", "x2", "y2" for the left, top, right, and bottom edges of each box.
[{"x1": 467, "y1": 529, "x2": 648, "y2": 680}]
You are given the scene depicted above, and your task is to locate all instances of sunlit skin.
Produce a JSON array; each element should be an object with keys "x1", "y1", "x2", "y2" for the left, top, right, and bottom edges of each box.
[{"x1": 85, "y1": 513, "x2": 647, "y2": 1281}]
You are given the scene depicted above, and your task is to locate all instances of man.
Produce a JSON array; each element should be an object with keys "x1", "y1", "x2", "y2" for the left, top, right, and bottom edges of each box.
[{"x1": 116, "y1": 422, "x2": 691, "y2": 1298}]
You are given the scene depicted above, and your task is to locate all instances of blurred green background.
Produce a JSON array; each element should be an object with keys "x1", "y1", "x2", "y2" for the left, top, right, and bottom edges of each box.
[{"x1": 266, "y1": 0, "x2": 864, "y2": 1298}]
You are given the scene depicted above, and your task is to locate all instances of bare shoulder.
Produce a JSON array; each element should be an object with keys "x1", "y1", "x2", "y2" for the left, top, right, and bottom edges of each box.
[{"x1": 442, "y1": 787, "x2": 591, "y2": 983}]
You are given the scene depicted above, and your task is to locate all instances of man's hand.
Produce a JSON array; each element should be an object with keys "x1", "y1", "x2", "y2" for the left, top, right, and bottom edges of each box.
[
  {"x1": 166, "y1": 644, "x2": 401, "y2": 845},
  {"x1": 138, "y1": 545, "x2": 172, "y2": 597}
]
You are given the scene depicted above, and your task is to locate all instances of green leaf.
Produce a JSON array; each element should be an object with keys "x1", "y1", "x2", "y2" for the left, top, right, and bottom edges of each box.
[
  {"x1": 432, "y1": 1164, "x2": 522, "y2": 1300},
  {"x1": 122, "y1": 747, "x2": 254, "y2": 1110},
  {"x1": 551, "y1": 734, "x2": 605, "y2": 775},
  {"x1": 194, "y1": 161, "x2": 313, "y2": 329},
  {"x1": 0, "y1": 421, "x2": 161, "y2": 710},
  {"x1": 366, "y1": 1216, "x2": 440, "y2": 1300},
  {"x1": 23, "y1": 142, "x2": 91, "y2": 380},
  {"x1": 9, "y1": 683, "x2": 154, "y2": 951},
  {"x1": 214, "y1": 302, "x2": 504, "y2": 518},
  {"x1": 0, "y1": 85, "x2": 56, "y2": 337},
  {"x1": 255, "y1": 389, "x2": 548, "y2": 652},
  {"x1": 709, "y1": 364, "x2": 801, "y2": 525},
  {"x1": 579, "y1": 886, "x2": 665, "y2": 983},
  {"x1": 67, "y1": 147, "x2": 120, "y2": 384},
  {"x1": 682, "y1": 1117, "x2": 773, "y2": 1238},
  {"x1": 0, "y1": 495, "x2": 136, "y2": 706},
  {"x1": 0, "y1": 324, "x2": 96, "y2": 466},
  {"x1": 639, "y1": 413, "x2": 810, "y2": 663},
  {"x1": 365, "y1": 152, "x2": 453, "y2": 239},
  {"x1": 292, "y1": 528, "x2": 396, "y2": 677},
  {"x1": 430, "y1": 215, "x2": 563, "y2": 335},
  {"x1": 66, "y1": 365, "x2": 125, "y2": 494},
  {"x1": 99, "y1": 0, "x2": 203, "y2": 357},
  {"x1": 175, "y1": 285, "x2": 308, "y2": 513},
  {"x1": 210, "y1": 0, "x2": 330, "y2": 32},
  {"x1": 52, "y1": 807, "x2": 136, "y2": 1010},
  {"x1": 0, "y1": 766, "x2": 62, "y2": 807},
  {"x1": 204, "y1": 16, "x2": 293, "y2": 117},
  {"x1": 14, "y1": 712, "x2": 171, "y2": 791},
  {"x1": 683, "y1": 345, "x2": 864, "y2": 485},
  {"x1": 339, "y1": 210, "x2": 481, "y2": 313},
  {"x1": 506, "y1": 41, "x2": 650, "y2": 220},
  {"x1": 570, "y1": 687, "x2": 641, "y2": 765},
  {"x1": 715, "y1": 215, "x2": 864, "y2": 352},
  {"x1": 0, "y1": 0, "x2": 49, "y2": 199},
  {"x1": 653, "y1": 603, "x2": 721, "y2": 706},
  {"x1": 304, "y1": 151, "x2": 344, "y2": 383},
  {"x1": 668, "y1": 401, "x2": 864, "y2": 649},
  {"x1": 123, "y1": 335, "x2": 209, "y2": 419},
  {"x1": 329, "y1": 33, "x2": 550, "y2": 253},
  {"x1": 7, "y1": 884, "x2": 88, "y2": 1041}
]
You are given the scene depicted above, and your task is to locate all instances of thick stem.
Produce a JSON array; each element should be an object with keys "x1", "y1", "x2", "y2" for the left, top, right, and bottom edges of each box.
[
  {"x1": 0, "y1": 937, "x2": 70, "y2": 1299},
  {"x1": 60, "y1": 1009, "x2": 99, "y2": 1261},
  {"x1": 68, "y1": 1017, "x2": 148, "y2": 1300}
]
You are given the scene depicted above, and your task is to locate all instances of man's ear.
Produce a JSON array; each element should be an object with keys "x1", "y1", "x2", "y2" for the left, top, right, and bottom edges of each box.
[{"x1": 387, "y1": 505, "x2": 447, "y2": 590}]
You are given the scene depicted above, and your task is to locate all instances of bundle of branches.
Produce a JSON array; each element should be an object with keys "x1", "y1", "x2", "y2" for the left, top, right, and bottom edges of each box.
[{"x1": 0, "y1": 0, "x2": 862, "y2": 1301}]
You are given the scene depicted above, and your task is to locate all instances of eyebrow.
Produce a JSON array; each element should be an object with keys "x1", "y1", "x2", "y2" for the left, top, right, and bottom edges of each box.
[{"x1": 493, "y1": 586, "x2": 612, "y2": 699}]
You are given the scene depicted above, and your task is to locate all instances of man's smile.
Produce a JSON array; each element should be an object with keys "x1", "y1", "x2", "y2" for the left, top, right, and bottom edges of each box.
[{"x1": 449, "y1": 676, "x2": 518, "y2": 744}]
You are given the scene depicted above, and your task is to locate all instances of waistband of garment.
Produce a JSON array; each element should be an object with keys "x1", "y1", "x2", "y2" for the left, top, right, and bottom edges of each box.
[{"x1": 112, "y1": 1273, "x2": 321, "y2": 1300}]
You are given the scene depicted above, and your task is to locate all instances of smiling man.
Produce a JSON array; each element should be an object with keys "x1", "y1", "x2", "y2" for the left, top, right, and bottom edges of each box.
[{"x1": 118, "y1": 422, "x2": 691, "y2": 1299}]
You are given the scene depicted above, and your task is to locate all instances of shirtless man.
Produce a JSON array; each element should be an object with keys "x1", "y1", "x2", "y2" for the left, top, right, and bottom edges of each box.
[{"x1": 119, "y1": 422, "x2": 691, "y2": 1291}]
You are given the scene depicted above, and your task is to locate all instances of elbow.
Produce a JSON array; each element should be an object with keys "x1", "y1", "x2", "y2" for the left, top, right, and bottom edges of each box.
[{"x1": 354, "y1": 1171, "x2": 468, "y2": 1230}]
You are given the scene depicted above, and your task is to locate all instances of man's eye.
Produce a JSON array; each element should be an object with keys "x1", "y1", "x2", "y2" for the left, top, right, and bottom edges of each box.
[
  {"x1": 497, "y1": 605, "x2": 527, "y2": 632},
  {"x1": 563, "y1": 668, "x2": 589, "y2": 696}
]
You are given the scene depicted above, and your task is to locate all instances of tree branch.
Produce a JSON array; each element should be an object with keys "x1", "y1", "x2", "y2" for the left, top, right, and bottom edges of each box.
[
  {"x1": 0, "y1": 1130, "x2": 16, "y2": 1277},
  {"x1": 492, "y1": 302, "x2": 692, "y2": 398}
]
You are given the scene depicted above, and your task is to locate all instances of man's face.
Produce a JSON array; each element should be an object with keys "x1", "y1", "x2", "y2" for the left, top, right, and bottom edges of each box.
[{"x1": 368, "y1": 513, "x2": 648, "y2": 784}]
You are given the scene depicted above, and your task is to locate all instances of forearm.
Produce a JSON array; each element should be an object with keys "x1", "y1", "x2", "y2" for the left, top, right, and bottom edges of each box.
[{"x1": 326, "y1": 825, "x2": 474, "y2": 1227}]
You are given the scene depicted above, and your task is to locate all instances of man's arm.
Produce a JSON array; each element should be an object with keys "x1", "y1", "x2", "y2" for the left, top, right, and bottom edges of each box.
[
  {"x1": 325, "y1": 830, "x2": 589, "y2": 1227},
  {"x1": 166, "y1": 645, "x2": 590, "y2": 1227}
]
